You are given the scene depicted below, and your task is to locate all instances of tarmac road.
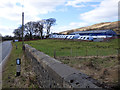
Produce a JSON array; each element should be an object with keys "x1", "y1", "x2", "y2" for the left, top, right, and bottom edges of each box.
[
  {"x1": 0, "y1": 41, "x2": 12, "y2": 65},
  {"x1": 1, "y1": 41, "x2": 12, "y2": 62},
  {"x1": 0, "y1": 41, "x2": 12, "y2": 89}
]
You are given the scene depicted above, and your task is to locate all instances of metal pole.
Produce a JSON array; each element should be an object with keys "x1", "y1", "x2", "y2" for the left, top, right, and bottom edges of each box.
[{"x1": 22, "y1": 12, "x2": 24, "y2": 48}]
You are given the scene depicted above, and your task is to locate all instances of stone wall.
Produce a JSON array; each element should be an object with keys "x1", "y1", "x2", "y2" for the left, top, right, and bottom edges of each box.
[{"x1": 24, "y1": 44, "x2": 102, "y2": 88}]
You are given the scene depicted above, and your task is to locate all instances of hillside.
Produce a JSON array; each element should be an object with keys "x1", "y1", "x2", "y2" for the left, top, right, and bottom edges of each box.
[{"x1": 59, "y1": 21, "x2": 120, "y2": 35}]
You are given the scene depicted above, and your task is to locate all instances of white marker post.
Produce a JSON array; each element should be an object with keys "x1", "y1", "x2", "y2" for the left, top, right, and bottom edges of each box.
[{"x1": 16, "y1": 58, "x2": 21, "y2": 76}]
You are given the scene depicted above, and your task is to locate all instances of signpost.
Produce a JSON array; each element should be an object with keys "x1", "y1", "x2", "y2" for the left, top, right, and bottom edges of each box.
[{"x1": 16, "y1": 58, "x2": 21, "y2": 76}]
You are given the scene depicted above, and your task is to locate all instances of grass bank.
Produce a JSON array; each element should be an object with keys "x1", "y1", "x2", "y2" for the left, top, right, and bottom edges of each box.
[
  {"x1": 57, "y1": 56, "x2": 119, "y2": 86},
  {"x1": 2, "y1": 42, "x2": 39, "y2": 88}
]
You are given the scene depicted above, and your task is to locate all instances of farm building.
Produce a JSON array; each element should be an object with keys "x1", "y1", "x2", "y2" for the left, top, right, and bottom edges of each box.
[
  {"x1": 49, "y1": 30, "x2": 117, "y2": 41},
  {"x1": 70, "y1": 30, "x2": 116, "y2": 36}
]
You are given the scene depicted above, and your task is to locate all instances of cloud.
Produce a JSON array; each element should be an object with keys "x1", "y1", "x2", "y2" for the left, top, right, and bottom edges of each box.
[
  {"x1": 69, "y1": 22, "x2": 88, "y2": 27},
  {"x1": 0, "y1": 0, "x2": 67, "y2": 36},
  {"x1": 65, "y1": 0, "x2": 101, "y2": 8},
  {"x1": 51, "y1": 22, "x2": 88, "y2": 33},
  {"x1": 0, "y1": 0, "x2": 66, "y2": 22},
  {"x1": 0, "y1": 25, "x2": 14, "y2": 36},
  {"x1": 80, "y1": 0, "x2": 119, "y2": 23}
]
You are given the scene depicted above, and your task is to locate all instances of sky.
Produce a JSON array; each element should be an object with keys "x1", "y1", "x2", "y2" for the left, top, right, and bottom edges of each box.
[{"x1": 0, "y1": 0, "x2": 119, "y2": 36}]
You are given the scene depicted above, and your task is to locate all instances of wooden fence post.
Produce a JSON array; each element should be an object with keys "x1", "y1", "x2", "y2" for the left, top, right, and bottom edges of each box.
[
  {"x1": 71, "y1": 48, "x2": 72, "y2": 56},
  {"x1": 86, "y1": 46, "x2": 87, "y2": 56},
  {"x1": 97, "y1": 45, "x2": 98, "y2": 57},
  {"x1": 54, "y1": 49, "x2": 56, "y2": 59},
  {"x1": 16, "y1": 44, "x2": 17, "y2": 49}
]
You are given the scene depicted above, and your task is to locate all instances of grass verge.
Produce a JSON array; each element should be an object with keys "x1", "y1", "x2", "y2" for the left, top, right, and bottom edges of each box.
[{"x1": 2, "y1": 42, "x2": 39, "y2": 88}]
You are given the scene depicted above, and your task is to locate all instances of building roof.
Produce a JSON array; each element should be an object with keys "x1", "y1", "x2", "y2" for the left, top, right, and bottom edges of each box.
[{"x1": 70, "y1": 30, "x2": 116, "y2": 34}]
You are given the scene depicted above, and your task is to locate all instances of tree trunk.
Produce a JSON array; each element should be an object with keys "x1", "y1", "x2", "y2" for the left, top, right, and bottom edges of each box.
[
  {"x1": 19, "y1": 35, "x2": 20, "y2": 40},
  {"x1": 40, "y1": 31, "x2": 43, "y2": 39},
  {"x1": 29, "y1": 32, "x2": 32, "y2": 40},
  {"x1": 47, "y1": 26, "x2": 50, "y2": 35}
]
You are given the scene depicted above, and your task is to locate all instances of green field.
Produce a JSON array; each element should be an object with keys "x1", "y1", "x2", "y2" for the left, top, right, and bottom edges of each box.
[{"x1": 25, "y1": 39, "x2": 119, "y2": 57}]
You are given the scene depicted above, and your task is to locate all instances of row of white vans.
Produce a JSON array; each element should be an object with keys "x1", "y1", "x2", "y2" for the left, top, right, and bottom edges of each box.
[{"x1": 49, "y1": 35, "x2": 112, "y2": 41}]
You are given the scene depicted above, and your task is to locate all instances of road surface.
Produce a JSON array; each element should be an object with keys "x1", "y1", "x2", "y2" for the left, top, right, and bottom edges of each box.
[
  {"x1": 0, "y1": 41, "x2": 12, "y2": 64},
  {"x1": 0, "y1": 41, "x2": 12, "y2": 89}
]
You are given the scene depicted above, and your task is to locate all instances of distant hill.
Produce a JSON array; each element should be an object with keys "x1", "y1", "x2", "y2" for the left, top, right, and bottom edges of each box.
[{"x1": 59, "y1": 21, "x2": 120, "y2": 35}]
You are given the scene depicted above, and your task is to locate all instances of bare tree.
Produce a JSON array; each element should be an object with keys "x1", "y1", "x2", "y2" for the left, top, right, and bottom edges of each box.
[
  {"x1": 25, "y1": 21, "x2": 35, "y2": 40},
  {"x1": 33, "y1": 22, "x2": 39, "y2": 35},
  {"x1": 45, "y1": 18, "x2": 56, "y2": 36},
  {"x1": 34, "y1": 20, "x2": 45, "y2": 39},
  {"x1": 13, "y1": 26, "x2": 22, "y2": 40},
  {"x1": 14, "y1": 18, "x2": 56, "y2": 40}
]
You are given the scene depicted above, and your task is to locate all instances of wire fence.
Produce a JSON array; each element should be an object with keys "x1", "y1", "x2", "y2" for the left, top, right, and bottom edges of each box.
[{"x1": 52, "y1": 46, "x2": 118, "y2": 58}]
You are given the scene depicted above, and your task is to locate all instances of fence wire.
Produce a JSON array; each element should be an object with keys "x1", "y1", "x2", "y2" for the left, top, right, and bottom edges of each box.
[{"x1": 53, "y1": 46, "x2": 118, "y2": 57}]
